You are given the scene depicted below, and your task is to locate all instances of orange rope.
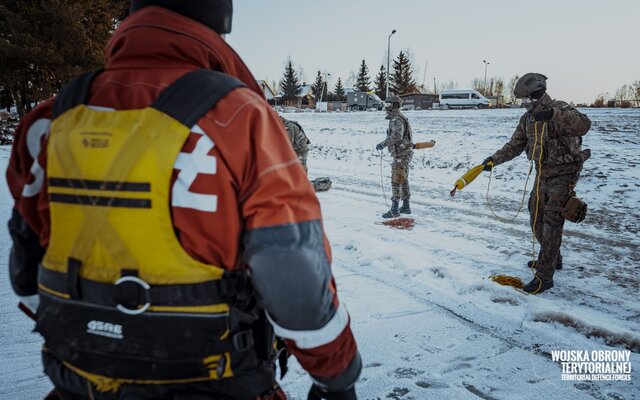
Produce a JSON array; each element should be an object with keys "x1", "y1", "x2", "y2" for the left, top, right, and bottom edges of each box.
[
  {"x1": 490, "y1": 274, "x2": 525, "y2": 289},
  {"x1": 381, "y1": 217, "x2": 415, "y2": 230}
]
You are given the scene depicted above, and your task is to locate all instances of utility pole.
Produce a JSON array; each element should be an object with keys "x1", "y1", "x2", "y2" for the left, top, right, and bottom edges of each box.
[
  {"x1": 320, "y1": 72, "x2": 331, "y2": 102},
  {"x1": 422, "y1": 59, "x2": 428, "y2": 90},
  {"x1": 385, "y1": 29, "x2": 396, "y2": 99},
  {"x1": 483, "y1": 60, "x2": 490, "y2": 95}
]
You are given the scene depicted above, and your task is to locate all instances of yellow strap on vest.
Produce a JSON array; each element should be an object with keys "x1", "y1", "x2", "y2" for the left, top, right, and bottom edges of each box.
[{"x1": 62, "y1": 353, "x2": 233, "y2": 393}]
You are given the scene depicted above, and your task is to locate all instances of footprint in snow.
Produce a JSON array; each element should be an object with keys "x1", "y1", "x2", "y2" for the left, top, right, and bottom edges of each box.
[
  {"x1": 389, "y1": 367, "x2": 424, "y2": 379},
  {"x1": 441, "y1": 363, "x2": 473, "y2": 374},
  {"x1": 386, "y1": 387, "x2": 410, "y2": 399},
  {"x1": 491, "y1": 296, "x2": 520, "y2": 306},
  {"x1": 415, "y1": 380, "x2": 450, "y2": 389},
  {"x1": 430, "y1": 268, "x2": 445, "y2": 279}
]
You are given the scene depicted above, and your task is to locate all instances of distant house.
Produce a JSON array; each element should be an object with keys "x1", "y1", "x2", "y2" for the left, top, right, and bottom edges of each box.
[
  {"x1": 257, "y1": 80, "x2": 277, "y2": 105},
  {"x1": 399, "y1": 93, "x2": 439, "y2": 110},
  {"x1": 277, "y1": 82, "x2": 316, "y2": 109}
]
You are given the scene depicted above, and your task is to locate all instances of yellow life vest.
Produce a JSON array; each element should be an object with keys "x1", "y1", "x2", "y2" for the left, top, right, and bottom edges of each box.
[{"x1": 36, "y1": 69, "x2": 267, "y2": 391}]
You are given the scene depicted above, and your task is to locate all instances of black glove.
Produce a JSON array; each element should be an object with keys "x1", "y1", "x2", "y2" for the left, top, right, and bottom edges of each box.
[
  {"x1": 375, "y1": 143, "x2": 384, "y2": 151},
  {"x1": 482, "y1": 157, "x2": 494, "y2": 171},
  {"x1": 308, "y1": 385, "x2": 357, "y2": 400},
  {"x1": 533, "y1": 109, "x2": 554, "y2": 122}
]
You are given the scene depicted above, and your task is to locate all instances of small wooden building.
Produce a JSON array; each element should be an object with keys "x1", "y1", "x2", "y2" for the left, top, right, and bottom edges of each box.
[{"x1": 257, "y1": 80, "x2": 277, "y2": 105}]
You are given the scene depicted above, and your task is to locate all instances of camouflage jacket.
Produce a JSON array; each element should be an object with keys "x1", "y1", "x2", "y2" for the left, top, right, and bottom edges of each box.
[
  {"x1": 490, "y1": 94, "x2": 591, "y2": 177},
  {"x1": 381, "y1": 110, "x2": 414, "y2": 158},
  {"x1": 281, "y1": 116, "x2": 310, "y2": 158}
]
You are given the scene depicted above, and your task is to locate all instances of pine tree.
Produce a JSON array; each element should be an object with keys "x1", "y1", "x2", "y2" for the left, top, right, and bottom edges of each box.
[
  {"x1": 355, "y1": 59, "x2": 371, "y2": 92},
  {"x1": 334, "y1": 77, "x2": 345, "y2": 101},
  {"x1": 0, "y1": 0, "x2": 129, "y2": 116},
  {"x1": 310, "y1": 71, "x2": 328, "y2": 102},
  {"x1": 390, "y1": 51, "x2": 417, "y2": 95},
  {"x1": 311, "y1": 71, "x2": 323, "y2": 100},
  {"x1": 279, "y1": 59, "x2": 302, "y2": 101},
  {"x1": 374, "y1": 65, "x2": 386, "y2": 100}
]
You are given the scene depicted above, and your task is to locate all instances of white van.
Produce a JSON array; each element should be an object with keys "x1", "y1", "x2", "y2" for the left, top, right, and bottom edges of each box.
[{"x1": 439, "y1": 89, "x2": 491, "y2": 109}]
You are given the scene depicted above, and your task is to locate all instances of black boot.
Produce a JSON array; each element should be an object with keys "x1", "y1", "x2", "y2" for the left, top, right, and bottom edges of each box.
[
  {"x1": 382, "y1": 200, "x2": 400, "y2": 218},
  {"x1": 399, "y1": 199, "x2": 411, "y2": 214},
  {"x1": 528, "y1": 256, "x2": 563, "y2": 271},
  {"x1": 522, "y1": 275, "x2": 554, "y2": 294}
]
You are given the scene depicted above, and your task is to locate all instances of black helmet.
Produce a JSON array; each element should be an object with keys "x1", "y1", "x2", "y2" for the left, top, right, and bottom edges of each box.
[
  {"x1": 130, "y1": 0, "x2": 233, "y2": 34},
  {"x1": 514, "y1": 73, "x2": 547, "y2": 99},
  {"x1": 384, "y1": 95, "x2": 402, "y2": 111}
]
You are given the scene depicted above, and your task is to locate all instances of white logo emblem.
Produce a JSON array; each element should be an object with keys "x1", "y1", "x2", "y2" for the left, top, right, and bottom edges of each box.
[
  {"x1": 22, "y1": 118, "x2": 51, "y2": 197},
  {"x1": 171, "y1": 125, "x2": 218, "y2": 212},
  {"x1": 87, "y1": 320, "x2": 124, "y2": 339}
]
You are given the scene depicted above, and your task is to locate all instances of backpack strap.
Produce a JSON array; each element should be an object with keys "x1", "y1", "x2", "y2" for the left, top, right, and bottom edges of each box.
[
  {"x1": 152, "y1": 69, "x2": 246, "y2": 128},
  {"x1": 52, "y1": 69, "x2": 104, "y2": 118}
]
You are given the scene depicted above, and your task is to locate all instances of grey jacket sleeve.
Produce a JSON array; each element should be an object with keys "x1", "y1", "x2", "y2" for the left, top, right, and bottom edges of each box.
[
  {"x1": 490, "y1": 117, "x2": 527, "y2": 166},
  {"x1": 243, "y1": 219, "x2": 361, "y2": 390},
  {"x1": 8, "y1": 208, "x2": 45, "y2": 297},
  {"x1": 243, "y1": 220, "x2": 337, "y2": 332}
]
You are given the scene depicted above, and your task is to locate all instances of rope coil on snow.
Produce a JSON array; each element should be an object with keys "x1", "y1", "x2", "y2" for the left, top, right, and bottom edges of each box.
[{"x1": 490, "y1": 275, "x2": 525, "y2": 289}]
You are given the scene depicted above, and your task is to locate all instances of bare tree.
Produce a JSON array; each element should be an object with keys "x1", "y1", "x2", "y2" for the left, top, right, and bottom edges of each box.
[
  {"x1": 494, "y1": 78, "x2": 505, "y2": 98},
  {"x1": 632, "y1": 80, "x2": 640, "y2": 107},
  {"x1": 471, "y1": 78, "x2": 483, "y2": 93},
  {"x1": 591, "y1": 93, "x2": 607, "y2": 108},
  {"x1": 615, "y1": 85, "x2": 632, "y2": 108},
  {"x1": 439, "y1": 80, "x2": 456, "y2": 92},
  {"x1": 507, "y1": 75, "x2": 520, "y2": 103}
]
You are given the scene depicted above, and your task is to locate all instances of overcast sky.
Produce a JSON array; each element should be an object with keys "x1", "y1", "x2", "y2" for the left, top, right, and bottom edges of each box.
[{"x1": 227, "y1": 0, "x2": 638, "y2": 104}]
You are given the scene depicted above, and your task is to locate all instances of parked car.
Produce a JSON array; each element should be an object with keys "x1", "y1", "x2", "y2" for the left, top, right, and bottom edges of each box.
[
  {"x1": 439, "y1": 89, "x2": 491, "y2": 109},
  {"x1": 346, "y1": 92, "x2": 384, "y2": 111}
]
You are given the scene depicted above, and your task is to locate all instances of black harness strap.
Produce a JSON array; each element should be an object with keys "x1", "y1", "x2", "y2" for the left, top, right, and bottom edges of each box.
[
  {"x1": 39, "y1": 265, "x2": 249, "y2": 307},
  {"x1": 152, "y1": 69, "x2": 246, "y2": 128},
  {"x1": 52, "y1": 69, "x2": 104, "y2": 118}
]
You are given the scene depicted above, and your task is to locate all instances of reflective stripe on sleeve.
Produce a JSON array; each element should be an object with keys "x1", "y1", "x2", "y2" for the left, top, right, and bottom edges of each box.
[{"x1": 267, "y1": 302, "x2": 349, "y2": 349}]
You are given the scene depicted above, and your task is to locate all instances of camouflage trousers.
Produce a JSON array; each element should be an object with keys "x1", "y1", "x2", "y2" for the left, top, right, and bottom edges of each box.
[
  {"x1": 528, "y1": 172, "x2": 579, "y2": 281},
  {"x1": 299, "y1": 153, "x2": 308, "y2": 175},
  {"x1": 391, "y1": 156, "x2": 412, "y2": 201}
]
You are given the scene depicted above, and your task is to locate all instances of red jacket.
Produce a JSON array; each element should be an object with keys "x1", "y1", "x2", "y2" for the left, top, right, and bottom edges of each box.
[{"x1": 7, "y1": 6, "x2": 360, "y2": 395}]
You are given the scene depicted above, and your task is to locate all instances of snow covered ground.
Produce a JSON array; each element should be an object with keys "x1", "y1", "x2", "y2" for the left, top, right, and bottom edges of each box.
[{"x1": 1, "y1": 108, "x2": 638, "y2": 399}]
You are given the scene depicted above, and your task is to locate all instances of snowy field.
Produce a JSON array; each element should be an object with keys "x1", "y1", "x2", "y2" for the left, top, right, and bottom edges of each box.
[{"x1": 1, "y1": 108, "x2": 638, "y2": 399}]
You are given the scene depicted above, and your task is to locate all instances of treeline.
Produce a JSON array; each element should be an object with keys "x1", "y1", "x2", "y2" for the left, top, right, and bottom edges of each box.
[
  {"x1": 0, "y1": 1, "x2": 128, "y2": 117},
  {"x1": 278, "y1": 55, "x2": 526, "y2": 104},
  {"x1": 279, "y1": 50, "x2": 419, "y2": 102},
  {"x1": 591, "y1": 81, "x2": 640, "y2": 108}
]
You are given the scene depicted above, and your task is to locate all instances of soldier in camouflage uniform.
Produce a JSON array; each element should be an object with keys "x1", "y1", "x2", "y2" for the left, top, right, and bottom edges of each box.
[
  {"x1": 280, "y1": 116, "x2": 310, "y2": 175},
  {"x1": 482, "y1": 73, "x2": 591, "y2": 294},
  {"x1": 376, "y1": 96, "x2": 414, "y2": 218}
]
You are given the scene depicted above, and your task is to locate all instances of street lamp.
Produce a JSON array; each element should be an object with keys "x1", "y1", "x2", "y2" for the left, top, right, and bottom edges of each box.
[
  {"x1": 483, "y1": 60, "x2": 490, "y2": 95},
  {"x1": 385, "y1": 29, "x2": 397, "y2": 99}
]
